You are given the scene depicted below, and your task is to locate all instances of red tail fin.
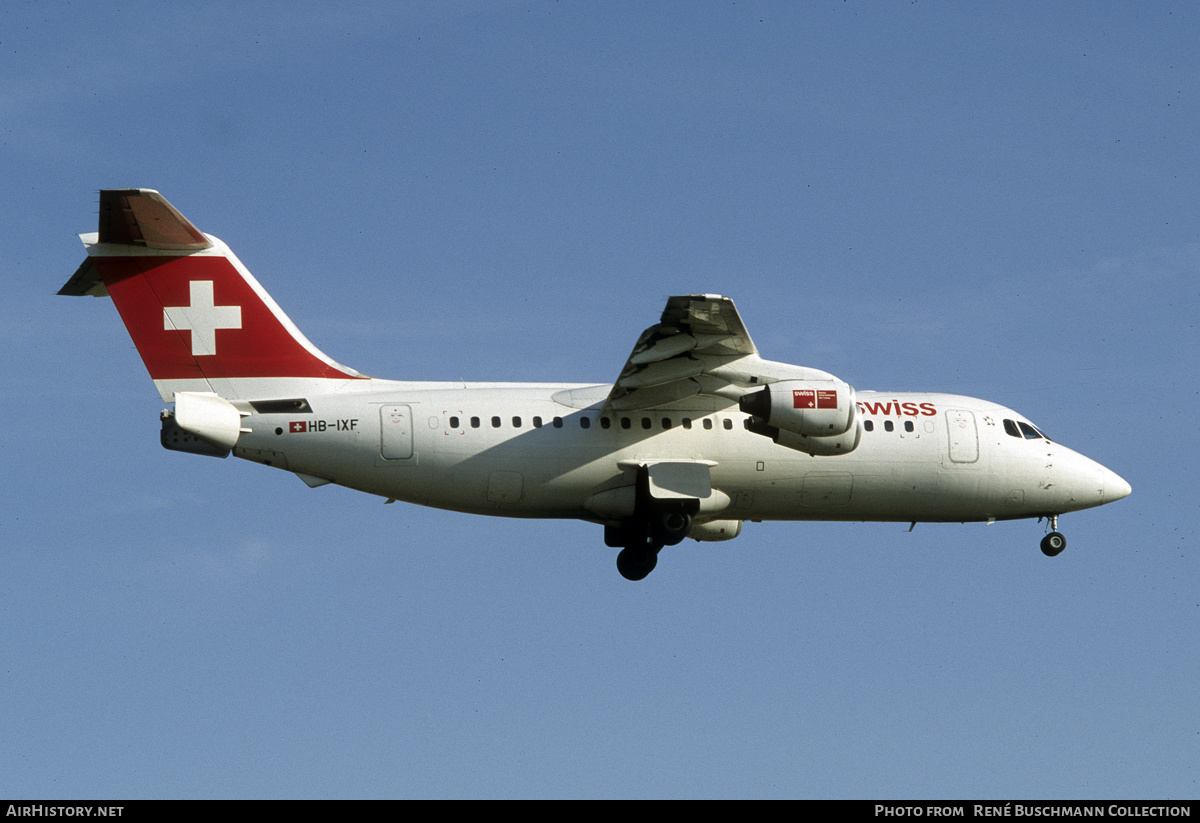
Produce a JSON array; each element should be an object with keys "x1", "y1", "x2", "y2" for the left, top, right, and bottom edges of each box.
[{"x1": 61, "y1": 190, "x2": 365, "y2": 401}]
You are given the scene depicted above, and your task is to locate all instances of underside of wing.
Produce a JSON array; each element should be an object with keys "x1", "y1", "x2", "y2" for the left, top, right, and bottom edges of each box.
[{"x1": 605, "y1": 294, "x2": 760, "y2": 411}]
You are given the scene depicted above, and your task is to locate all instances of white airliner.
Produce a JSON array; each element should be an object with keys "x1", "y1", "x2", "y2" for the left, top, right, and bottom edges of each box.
[{"x1": 61, "y1": 190, "x2": 1131, "y2": 580}]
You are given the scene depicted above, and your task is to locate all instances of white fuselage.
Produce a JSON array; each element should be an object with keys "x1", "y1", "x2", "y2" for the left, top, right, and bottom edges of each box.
[
  {"x1": 63, "y1": 190, "x2": 1132, "y2": 577},
  {"x1": 229, "y1": 381, "x2": 1127, "y2": 526}
]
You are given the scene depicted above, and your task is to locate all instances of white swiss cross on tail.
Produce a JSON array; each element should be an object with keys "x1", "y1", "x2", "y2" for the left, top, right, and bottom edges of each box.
[{"x1": 163, "y1": 280, "x2": 242, "y2": 356}]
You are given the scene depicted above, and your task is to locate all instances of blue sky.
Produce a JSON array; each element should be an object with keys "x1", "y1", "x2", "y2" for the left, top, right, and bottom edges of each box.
[{"x1": 3, "y1": 1, "x2": 1197, "y2": 799}]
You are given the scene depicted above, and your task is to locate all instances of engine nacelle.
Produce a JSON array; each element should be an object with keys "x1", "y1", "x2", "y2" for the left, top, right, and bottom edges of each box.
[
  {"x1": 739, "y1": 379, "x2": 856, "y2": 437},
  {"x1": 687, "y1": 519, "x2": 743, "y2": 542},
  {"x1": 758, "y1": 420, "x2": 862, "y2": 456}
]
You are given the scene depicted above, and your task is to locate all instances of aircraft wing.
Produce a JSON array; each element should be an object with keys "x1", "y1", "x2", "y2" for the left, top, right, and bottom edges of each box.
[{"x1": 604, "y1": 294, "x2": 760, "y2": 411}]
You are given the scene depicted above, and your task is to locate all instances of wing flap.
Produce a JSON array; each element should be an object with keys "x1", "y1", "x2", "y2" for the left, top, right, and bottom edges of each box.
[
  {"x1": 605, "y1": 294, "x2": 758, "y2": 411},
  {"x1": 628, "y1": 330, "x2": 699, "y2": 365},
  {"x1": 617, "y1": 356, "x2": 706, "y2": 390}
]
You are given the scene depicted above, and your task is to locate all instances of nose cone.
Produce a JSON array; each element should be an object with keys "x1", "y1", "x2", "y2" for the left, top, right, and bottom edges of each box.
[
  {"x1": 1046, "y1": 449, "x2": 1131, "y2": 513},
  {"x1": 1102, "y1": 467, "x2": 1132, "y2": 504}
]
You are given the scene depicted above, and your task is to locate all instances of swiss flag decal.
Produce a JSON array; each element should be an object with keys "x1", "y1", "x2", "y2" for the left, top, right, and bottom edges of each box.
[
  {"x1": 96, "y1": 254, "x2": 359, "y2": 381},
  {"x1": 793, "y1": 389, "x2": 838, "y2": 409}
]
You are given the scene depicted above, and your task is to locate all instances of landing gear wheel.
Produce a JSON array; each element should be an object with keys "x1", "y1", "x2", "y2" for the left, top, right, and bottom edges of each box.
[
  {"x1": 1041, "y1": 531, "x2": 1066, "y2": 557},
  {"x1": 617, "y1": 546, "x2": 659, "y2": 581}
]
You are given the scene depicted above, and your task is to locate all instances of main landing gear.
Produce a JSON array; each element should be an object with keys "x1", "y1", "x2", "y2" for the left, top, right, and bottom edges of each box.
[
  {"x1": 608, "y1": 509, "x2": 694, "y2": 581},
  {"x1": 615, "y1": 541, "x2": 659, "y2": 582},
  {"x1": 1040, "y1": 514, "x2": 1066, "y2": 557},
  {"x1": 607, "y1": 465, "x2": 698, "y2": 581}
]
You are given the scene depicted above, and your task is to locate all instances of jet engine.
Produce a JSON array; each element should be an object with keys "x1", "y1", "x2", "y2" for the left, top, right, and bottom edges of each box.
[
  {"x1": 739, "y1": 379, "x2": 856, "y2": 436},
  {"x1": 687, "y1": 519, "x2": 743, "y2": 541},
  {"x1": 739, "y1": 379, "x2": 861, "y2": 456}
]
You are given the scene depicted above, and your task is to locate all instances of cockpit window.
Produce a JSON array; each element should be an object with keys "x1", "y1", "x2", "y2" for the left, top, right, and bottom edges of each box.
[
  {"x1": 1018, "y1": 421, "x2": 1048, "y2": 440},
  {"x1": 1004, "y1": 418, "x2": 1052, "y2": 441}
]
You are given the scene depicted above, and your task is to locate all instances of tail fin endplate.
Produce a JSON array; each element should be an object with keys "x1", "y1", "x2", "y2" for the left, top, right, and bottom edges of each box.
[{"x1": 61, "y1": 190, "x2": 365, "y2": 402}]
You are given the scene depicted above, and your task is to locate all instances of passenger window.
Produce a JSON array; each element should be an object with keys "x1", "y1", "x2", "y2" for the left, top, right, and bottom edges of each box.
[
  {"x1": 470, "y1": 417, "x2": 480, "y2": 429},
  {"x1": 682, "y1": 418, "x2": 692, "y2": 429},
  {"x1": 642, "y1": 417, "x2": 652, "y2": 429},
  {"x1": 533, "y1": 416, "x2": 543, "y2": 428},
  {"x1": 723, "y1": 419, "x2": 733, "y2": 430},
  {"x1": 491, "y1": 416, "x2": 501, "y2": 428},
  {"x1": 449, "y1": 416, "x2": 460, "y2": 429},
  {"x1": 512, "y1": 416, "x2": 522, "y2": 428},
  {"x1": 580, "y1": 417, "x2": 590, "y2": 429},
  {"x1": 553, "y1": 417, "x2": 563, "y2": 428},
  {"x1": 904, "y1": 421, "x2": 914, "y2": 432},
  {"x1": 662, "y1": 418, "x2": 672, "y2": 429},
  {"x1": 600, "y1": 417, "x2": 611, "y2": 429},
  {"x1": 621, "y1": 417, "x2": 632, "y2": 429},
  {"x1": 703, "y1": 419, "x2": 713, "y2": 430},
  {"x1": 884, "y1": 420, "x2": 894, "y2": 432},
  {"x1": 864, "y1": 420, "x2": 874, "y2": 432}
]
